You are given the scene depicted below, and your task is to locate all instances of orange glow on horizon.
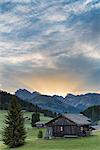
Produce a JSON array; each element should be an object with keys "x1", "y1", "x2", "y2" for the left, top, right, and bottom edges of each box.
[{"x1": 16, "y1": 73, "x2": 84, "y2": 96}]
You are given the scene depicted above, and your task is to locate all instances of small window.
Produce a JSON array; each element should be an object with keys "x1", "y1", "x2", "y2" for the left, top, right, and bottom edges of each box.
[
  {"x1": 80, "y1": 127, "x2": 83, "y2": 131},
  {"x1": 60, "y1": 126, "x2": 63, "y2": 131}
]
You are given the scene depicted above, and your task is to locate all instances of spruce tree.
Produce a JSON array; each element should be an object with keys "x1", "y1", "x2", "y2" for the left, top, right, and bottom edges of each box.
[
  {"x1": 31, "y1": 112, "x2": 40, "y2": 127},
  {"x1": 2, "y1": 96, "x2": 26, "y2": 148}
]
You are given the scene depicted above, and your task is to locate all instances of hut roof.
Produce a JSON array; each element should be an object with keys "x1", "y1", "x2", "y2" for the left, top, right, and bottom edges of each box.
[
  {"x1": 46, "y1": 113, "x2": 91, "y2": 125},
  {"x1": 35, "y1": 121, "x2": 47, "y2": 125},
  {"x1": 63, "y1": 114, "x2": 91, "y2": 125},
  {"x1": 35, "y1": 118, "x2": 52, "y2": 125}
]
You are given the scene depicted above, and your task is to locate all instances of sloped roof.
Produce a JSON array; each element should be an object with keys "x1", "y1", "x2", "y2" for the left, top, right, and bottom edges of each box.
[
  {"x1": 35, "y1": 120, "x2": 51, "y2": 125},
  {"x1": 63, "y1": 113, "x2": 91, "y2": 125},
  {"x1": 46, "y1": 113, "x2": 91, "y2": 125}
]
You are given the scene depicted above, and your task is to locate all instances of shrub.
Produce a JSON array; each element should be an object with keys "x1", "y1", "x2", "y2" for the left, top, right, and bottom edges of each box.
[{"x1": 38, "y1": 130, "x2": 43, "y2": 138}]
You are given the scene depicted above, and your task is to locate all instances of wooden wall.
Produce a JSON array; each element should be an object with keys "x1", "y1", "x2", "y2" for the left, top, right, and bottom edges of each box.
[
  {"x1": 52, "y1": 125, "x2": 78, "y2": 136},
  {"x1": 46, "y1": 116, "x2": 90, "y2": 137}
]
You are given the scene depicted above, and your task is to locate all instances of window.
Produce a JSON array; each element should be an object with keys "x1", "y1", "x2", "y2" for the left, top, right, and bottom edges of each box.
[
  {"x1": 80, "y1": 127, "x2": 83, "y2": 131},
  {"x1": 60, "y1": 126, "x2": 63, "y2": 131}
]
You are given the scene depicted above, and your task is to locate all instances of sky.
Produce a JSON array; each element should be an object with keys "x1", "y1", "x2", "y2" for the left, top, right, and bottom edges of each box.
[{"x1": 0, "y1": 0, "x2": 100, "y2": 96}]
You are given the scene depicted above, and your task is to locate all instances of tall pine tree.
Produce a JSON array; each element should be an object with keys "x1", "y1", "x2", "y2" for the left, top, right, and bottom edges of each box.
[
  {"x1": 31, "y1": 112, "x2": 40, "y2": 127},
  {"x1": 2, "y1": 96, "x2": 26, "y2": 148}
]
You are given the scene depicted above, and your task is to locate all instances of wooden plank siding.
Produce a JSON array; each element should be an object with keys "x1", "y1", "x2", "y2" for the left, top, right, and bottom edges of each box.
[
  {"x1": 45, "y1": 114, "x2": 91, "y2": 138},
  {"x1": 52, "y1": 125, "x2": 78, "y2": 137},
  {"x1": 46, "y1": 116, "x2": 78, "y2": 137}
]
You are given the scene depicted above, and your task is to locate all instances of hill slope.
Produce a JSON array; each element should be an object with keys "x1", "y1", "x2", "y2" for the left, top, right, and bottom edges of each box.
[
  {"x1": 0, "y1": 91, "x2": 39, "y2": 112},
  {"x1": 83, "y1": 105, "x2": 100, "y2": 123}
]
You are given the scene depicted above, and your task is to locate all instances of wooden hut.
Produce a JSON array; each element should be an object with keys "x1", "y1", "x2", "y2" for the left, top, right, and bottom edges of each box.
[{"x1": 45, "y1": 113, "x2": 92, "y2": 139}]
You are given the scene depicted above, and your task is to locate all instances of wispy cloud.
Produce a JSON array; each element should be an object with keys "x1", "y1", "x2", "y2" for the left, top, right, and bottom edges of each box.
[{"x1": 0, "y1": 0, "x2": 100, "y2": 95}]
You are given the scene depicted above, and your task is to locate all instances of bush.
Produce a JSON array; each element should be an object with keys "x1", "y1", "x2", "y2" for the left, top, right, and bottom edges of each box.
[{"x1": 38, "y1": 130, "x2": 43, "y2": 138}]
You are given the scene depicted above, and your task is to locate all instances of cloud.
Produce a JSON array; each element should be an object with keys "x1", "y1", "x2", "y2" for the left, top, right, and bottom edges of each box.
[{"x1": 0, "y1": 0, "x2": 100, "y2": 95}]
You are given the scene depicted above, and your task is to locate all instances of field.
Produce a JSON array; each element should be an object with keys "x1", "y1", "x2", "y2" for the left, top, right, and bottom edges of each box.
[{"x1": 0, "y1": 111, "x2": 100, "y2": 150}]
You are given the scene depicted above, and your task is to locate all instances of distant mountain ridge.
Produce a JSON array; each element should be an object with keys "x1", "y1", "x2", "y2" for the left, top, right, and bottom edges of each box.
[
  {"x1": 1, "y1": 89, "x2": 100, "y2": 114},
  {"x1": 15, "y1": 89, "x2": 78, "y2": 113},
  {"x1": 64, "y1": 93, "x2": 100, "y2": 111},
  {"x1": 15, "y1": 89, "x2": 40, "y2": 100},
  {"x1": 15, "y1": 89, "x2": 100, "y2": 113}
]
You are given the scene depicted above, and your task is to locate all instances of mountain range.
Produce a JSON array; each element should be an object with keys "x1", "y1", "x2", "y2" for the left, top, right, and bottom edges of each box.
[
  {"x1": 15, "y1": 89, "x2": 78, "y2": 113},
  {"x1": 15, "y1": 89, "x2": 100, "y2": 113}
]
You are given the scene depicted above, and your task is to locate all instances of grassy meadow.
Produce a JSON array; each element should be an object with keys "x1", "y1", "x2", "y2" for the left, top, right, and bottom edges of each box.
[{"x1": 0, "y1": 110, "x2": 100, "y2": 150}]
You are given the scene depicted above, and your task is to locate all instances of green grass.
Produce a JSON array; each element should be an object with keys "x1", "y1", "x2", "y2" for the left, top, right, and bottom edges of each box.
[{"x1": 0, "y1": 110, "x2": 100, "y2": 150}]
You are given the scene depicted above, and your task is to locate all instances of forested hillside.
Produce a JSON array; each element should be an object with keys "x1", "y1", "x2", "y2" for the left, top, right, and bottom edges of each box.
[
  {"x1": 83, "y1": 105, "x2": 100, "y2": 123},
  {"x1": 0, "y1": 91, "x2": 38, "y2": 111}
]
